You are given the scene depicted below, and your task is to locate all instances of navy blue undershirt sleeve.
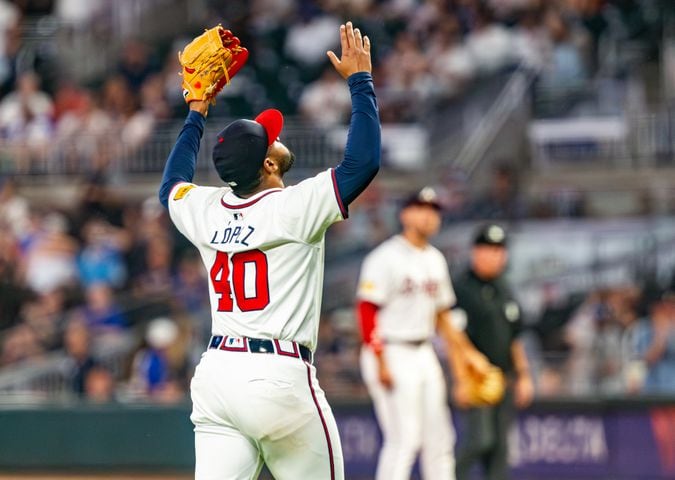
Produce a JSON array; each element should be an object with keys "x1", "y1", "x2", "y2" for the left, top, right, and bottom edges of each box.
[
  {"x1": 334, "y1": 71, "x2": 381, "y2": 207},
  {"x1": 159, "y1": 110, "x2": 206, "y2": 208}
]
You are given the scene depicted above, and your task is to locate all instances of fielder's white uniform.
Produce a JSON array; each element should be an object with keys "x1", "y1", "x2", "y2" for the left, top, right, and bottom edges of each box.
[
  {"x1": 169, "y1": 169, "x2": 346, "y2": 480},
  {"x1": 357, "y1": 234, "x2": 457, "y2": 480}
]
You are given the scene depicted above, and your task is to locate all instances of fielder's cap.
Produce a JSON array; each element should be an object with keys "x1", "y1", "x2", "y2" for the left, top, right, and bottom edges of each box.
[
  {"x1": 473, "y1": 224, "x2": 508, "y2": 247},
  {"x1": 212, "y1": 109, "x2": 284, "y2": 192},
  {"x1": 402, "y1": 186, "x2": 442, "y2": 210}
]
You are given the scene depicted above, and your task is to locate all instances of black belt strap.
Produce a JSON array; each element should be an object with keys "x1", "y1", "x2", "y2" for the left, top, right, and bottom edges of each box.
[
  {"x1": 209, "y1": 335, "x2": 313, "y2": 363},
  {"x1": 383, "y1": 338, "x2": 430, "y2": 347}
]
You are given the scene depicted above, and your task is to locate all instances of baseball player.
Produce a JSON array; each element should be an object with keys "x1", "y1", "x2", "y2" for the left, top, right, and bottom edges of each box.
[
  {"x1": 158, "y1": 22, "x2": 380, "y2": 480},
  {"x1": 356, "y1": 187, "x2": 489, "y2": 480}
]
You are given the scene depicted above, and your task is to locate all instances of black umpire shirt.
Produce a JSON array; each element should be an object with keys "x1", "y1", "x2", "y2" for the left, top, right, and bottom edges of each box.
[{"x1": 453, "y1": 269, "x2": 523, "y2": 374}]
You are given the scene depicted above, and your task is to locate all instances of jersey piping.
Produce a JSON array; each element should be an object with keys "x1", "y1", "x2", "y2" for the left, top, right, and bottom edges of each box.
[
  {"x1": 330, "y1": 168, "x2": 348, "y2": 219},
  {"x1": 220, "y1": 189, "x2": 283, "y2": 209}
]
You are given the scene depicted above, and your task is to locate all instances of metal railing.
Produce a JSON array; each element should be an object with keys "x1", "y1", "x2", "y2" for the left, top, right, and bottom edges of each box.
[
  {"x1": 527, "y1": 106, "x2": 675, "y2": 170},
  {"x1": 452, "y1": 65, "x2": 537, "y2": 176},
  {"x1": 21, "y1": 0, "x2": 187, "y2": 83},
  {"x1": 0, "y1": 292, "x2": 176, "y2": 396},
  {"x1": 0, "y1": 335, "x2": 135, "y2": 397},
  {"x1": 2, "y1": 92, "x2": 675, "y2": 184},
  {"x1": 630, "y1": 107, "x2": 675, "y2": 166},
  {"x1": 0, "y1": 118, "x2": 346, "y2": 180},
  {"x1": 2, "y1": 218, "x2": 674, "y2": 399}
]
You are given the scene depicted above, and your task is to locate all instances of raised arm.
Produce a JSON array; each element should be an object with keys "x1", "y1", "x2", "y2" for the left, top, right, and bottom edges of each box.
[
  {"x1": 160, "y1": 26, "x2": 249, "y2": 207},
  {"x1": 158, "y1": 102, "x2": 209, "y2": 208},
  {"x1": 328, "y1": 22, "x2": 381, "y2": 207}
]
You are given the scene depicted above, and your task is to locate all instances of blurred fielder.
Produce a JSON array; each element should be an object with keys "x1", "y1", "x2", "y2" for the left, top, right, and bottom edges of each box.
[
  {"x1": 158, "y1": 22, "x2": 380, "y2": 480},
  {"x1": 356, "y1": 187, "x2": 489, "y2": 480}
]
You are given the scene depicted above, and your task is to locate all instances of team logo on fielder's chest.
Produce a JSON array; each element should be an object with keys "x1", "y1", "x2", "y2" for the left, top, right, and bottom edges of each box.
[
  {"x1": 173, "y1": 184, "x2": 195, "y2": 200},
  {"x1": 399, "y1": 277, "x2": 438, "y2": 296}
]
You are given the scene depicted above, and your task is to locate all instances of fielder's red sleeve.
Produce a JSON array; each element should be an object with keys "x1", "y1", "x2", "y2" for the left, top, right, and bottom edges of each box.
[{"x1": 357, "y1": 300, "x2": 382, "y2": 354}]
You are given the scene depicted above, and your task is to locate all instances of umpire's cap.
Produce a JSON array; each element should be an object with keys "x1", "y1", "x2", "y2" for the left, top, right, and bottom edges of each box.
[
  {"x1": 212, "y1": 109, "x2": 284, "y2": 194},
  {"x1": 473, "y1": 224, "x2": 508, "y2": 247},
  {"x1": 402, "y1": 186, "x2": 442, "y2": 210}
]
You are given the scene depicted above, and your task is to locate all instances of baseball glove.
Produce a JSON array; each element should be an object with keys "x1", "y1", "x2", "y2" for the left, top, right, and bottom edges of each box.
[
  {"x1": 178, "y1": 26, "x2": 249, "y2": 105},
  {"x1": 465, "y1": 365, "x2": 506, "y2": 407}
]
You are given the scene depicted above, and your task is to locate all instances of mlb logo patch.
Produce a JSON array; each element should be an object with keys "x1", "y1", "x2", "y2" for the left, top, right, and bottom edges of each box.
[
  {"x1": 226, "y1": 337, "x2": 245, "y2": 349},
  {"x1": 219, "y1": 336, "x2": 248, "y2": 352}
]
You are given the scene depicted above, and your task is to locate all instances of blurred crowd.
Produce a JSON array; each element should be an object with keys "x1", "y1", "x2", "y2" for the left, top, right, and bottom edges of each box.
[
  {"x1": 534, "y1": 284, "x2": 675, "y2": 397},
  {"x1": 219, "y1": 0, "x2": 658, "y2": 123},
  {"x1": 0, "y1": 0, "x2": 660, "y2": 173},
  {"x1": 0, "y1": 172, "x2": 213, "y2": 403},
  {"x1": 0, "y1": 0, "x2": 672, "y2": 404},
  {"x1": 0, "y1": 1, "x2": 174, "y2": 174},
  {"x1": 3, "y1": 169, "x2": 675, "y2": 403},
  {"x1": 304, "y1": 277, "x2": 675, "y2": 402}
]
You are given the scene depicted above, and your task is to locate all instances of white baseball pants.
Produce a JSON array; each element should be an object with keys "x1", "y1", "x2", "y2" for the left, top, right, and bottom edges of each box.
[
  {"x1": 190, "y1": 349, "x2": 343, "y2": 480},
  {"x1": 361, "y1": 343, "x2": 456, "y2": 480}
]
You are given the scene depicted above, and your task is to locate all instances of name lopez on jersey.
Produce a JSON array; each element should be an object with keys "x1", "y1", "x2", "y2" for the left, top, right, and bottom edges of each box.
[{"x1": 210, "y1": 223, "x2": 255, "y2": 247}]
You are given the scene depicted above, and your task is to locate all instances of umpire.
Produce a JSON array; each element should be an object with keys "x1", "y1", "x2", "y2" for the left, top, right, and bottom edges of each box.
[{"x1": 453, "y1": 224, "x2": 534, "y2": 480}]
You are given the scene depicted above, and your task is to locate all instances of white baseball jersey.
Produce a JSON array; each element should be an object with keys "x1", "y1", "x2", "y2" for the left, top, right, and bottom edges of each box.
[
  {"x1": 168, "y1": 168, "x2": 344, "y2": 351},
  {"x1": 357, "y1": 235, "x2": 456, "y2": 341},
  {"x1": 357, "y1": 234, "x2": 458, "y2": 480}
]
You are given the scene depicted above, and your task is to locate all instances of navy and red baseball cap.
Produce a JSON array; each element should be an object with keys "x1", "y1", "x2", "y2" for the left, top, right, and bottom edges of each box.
[
  {"x1": 212, "y1": 109, "x2": 284, "y2": 194},
  {"x1": 402, "y1": 187, "x2": 442, "y2": 211}
]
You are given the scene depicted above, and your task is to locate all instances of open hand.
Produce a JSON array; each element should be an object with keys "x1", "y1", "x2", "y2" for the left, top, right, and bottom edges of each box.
[{"x1": 327, "y1": 21, "x2": 372, "y2": 79}]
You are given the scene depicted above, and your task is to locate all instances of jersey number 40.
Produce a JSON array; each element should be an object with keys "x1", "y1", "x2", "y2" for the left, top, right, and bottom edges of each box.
[{"x1": 209, "y1": 250, "x2": 270, "y2": 312}]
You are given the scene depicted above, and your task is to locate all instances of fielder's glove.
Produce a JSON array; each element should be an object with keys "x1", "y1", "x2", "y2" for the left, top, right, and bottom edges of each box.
[
  {"x1": 465, "y1": 365, "x2": 506, "y2": 407},
  {"x1": 178, "y1": 25, "x2": 249, "y2": 105}
]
